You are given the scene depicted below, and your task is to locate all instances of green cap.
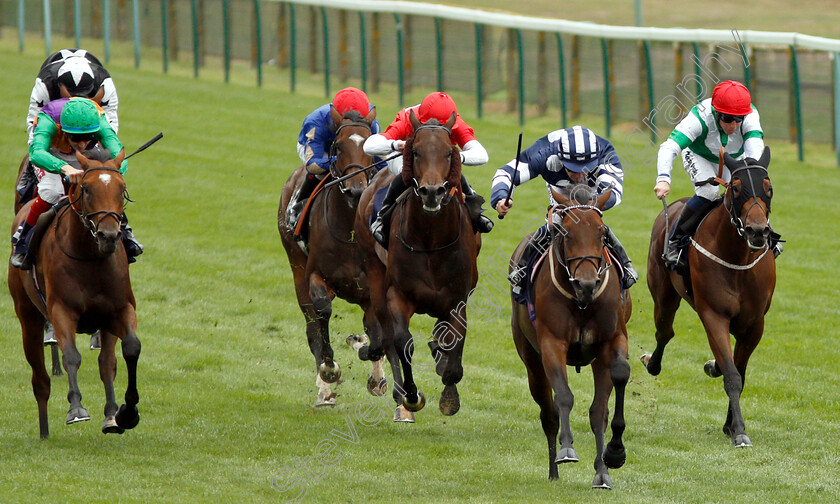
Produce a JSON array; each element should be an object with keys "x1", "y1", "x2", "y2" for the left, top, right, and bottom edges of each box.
[{"x1": 60, "y1": 98, "x2": 101, "y2": 135}]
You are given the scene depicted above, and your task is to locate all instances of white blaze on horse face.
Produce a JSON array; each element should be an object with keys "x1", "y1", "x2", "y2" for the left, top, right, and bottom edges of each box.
[
  {"x1": 349, "y1": 133, "x2": 365, "y2": 147},
  {"x1": 99, "y1": 174, "x2": 112, "y2": 186}
]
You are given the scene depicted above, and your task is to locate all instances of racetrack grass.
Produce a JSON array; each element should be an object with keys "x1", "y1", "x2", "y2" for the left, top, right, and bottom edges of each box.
[{"x1": 1, "y1": 43, "x2": 839, "y2": 504}]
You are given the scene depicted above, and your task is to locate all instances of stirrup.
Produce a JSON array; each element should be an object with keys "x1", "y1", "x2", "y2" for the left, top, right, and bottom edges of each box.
[
  {"x1": 10, "y1": 253, "x2": 31, "y2": 270},
  {"x1": 772, "y1": 243, "x2": 783, "y2": 258},
  {"x1": 622, "y1": 263, "x2": 639, "y2": 289},
  {"x1": 370, "y1": 217, "x2": 386, "y2": 246}
]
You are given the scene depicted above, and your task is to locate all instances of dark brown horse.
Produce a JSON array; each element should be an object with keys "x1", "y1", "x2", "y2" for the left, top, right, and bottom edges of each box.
[
  {"x1": 8, "y1": 150, "x2": 141, "y2": 438},
  {"x1": 279, "y1": 106, "x2": 387, "y2": 406},
  {"x1": 352, "y1": 111, "x2": 480, "y2": 422},
  {"x1": 511, "y1": 188, "x2": 631, "y2": 488},
  {"x1": 642, "y1": 147, "x2": 776, "y2": 447}
]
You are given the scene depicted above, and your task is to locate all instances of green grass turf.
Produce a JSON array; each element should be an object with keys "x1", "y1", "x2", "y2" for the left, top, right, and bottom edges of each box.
[{"x1": 1, "y1": 37, "x2": 839, "y2": 503}]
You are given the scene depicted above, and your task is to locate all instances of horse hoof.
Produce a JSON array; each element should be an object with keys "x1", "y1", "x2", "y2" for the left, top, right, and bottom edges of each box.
[
  {"x1": 439, "y1": 385, "x2": 460, "y2": 416},
  {"x1": 401, "y1": 392, "x2": 426, "y2": 412},
  {"x1": 315, "y1": 391, "x2": 337, "y2": 407},
  {"x1": 319, "y1": 362, "x2": 341, "y2": 384},
  {"x1": 704, "y1": 360, "x2": 722, "y2": 378},
  {"x1": 102, "y1": 417, "x2": 125, "y2": 434},
  {"x1": 603, "y1": 442, "x2": 626, "y2": 469},
  {"x1": 732, "y1": 434, "x2": 752, "y2": 448},
  {"x1": 367, "y1": 376, "x2": 388, "y2": 396},
  {"x1": 115, "y1": 404, "x2": 140, "y2": 430},
  {"x1": 66, "y1": 407, "x2": 91, "y2": 424},
  {"x1": 393, "y1": 405, "x2": 415, "y2": 423},
  {"x1": 640, "y1": 353, "x2": 660, "y2": 376},
  {"x1": 592, "y1": 473, "x2": 613, "y2": 490},
  {"x1": 555, "y1": 447, "x2": 579, "y2": 464},
  {"x1": 346, "y1": 333, "x2": 368, "y2": 349}
]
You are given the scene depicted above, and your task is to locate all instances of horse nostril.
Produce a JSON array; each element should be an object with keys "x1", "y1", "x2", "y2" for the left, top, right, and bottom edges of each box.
[
  {"x1": 435, "y1": 186, "x2": 446, "y2": 199},
  {"x1": 417, "y1": 186, "x2": 429, "y2": 198},
  {"x1": 763, "y1": 227, "x2": 771, "y2": 237}
]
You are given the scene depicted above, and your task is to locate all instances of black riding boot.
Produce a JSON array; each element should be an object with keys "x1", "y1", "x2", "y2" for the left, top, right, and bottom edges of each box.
[
  {"x1": 460, "y1": 174, "x2": 494, "y2": 234},
  {"x1": 510, "y1": 225, "x2": 551, "y2": 296},
  {"x1": 370, "y1": 176, "x2": 409, "y2": 247},
  {"x1": 604, "y1": 225, "x2": 638, "y2": 289},
  {"x1": 121, "y1": 213, "x2": 143, "y2": 263},
  {"x1": 10, "y1": 221, "x2": 35, "y2": 270},
  {"x1": 663, "y1": 196, "x2": 716, "y2": 270},
  {"x1": 286, "y1": 173, "x2": 322, "y2": 235}
]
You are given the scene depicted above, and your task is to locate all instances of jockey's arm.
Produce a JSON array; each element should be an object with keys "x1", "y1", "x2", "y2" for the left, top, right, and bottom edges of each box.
[
  {"x1": 459, "y1": 140, "x2": 488, "y2": 166},
  {"x1": 363, "y1": 133, "x2": 401, "y2": 157},
  {"x1": 99, "y1": 78, "x2": 119, "y2": 133},
  {"x1": 29, "y1": 114, "x2": 68, "y2": 174},
  {"x1": 27, "y1": 79, "x2": 50, "y2": 144},
  {"x1": 299, "y1": 124, "x2": 332, "y2": 175},
  {"x1": 741, "y1": 110, "x2": 765, "y2": 160},
  {"x1": 95, "y1": 114, "x2": 127, "y2": 174}
]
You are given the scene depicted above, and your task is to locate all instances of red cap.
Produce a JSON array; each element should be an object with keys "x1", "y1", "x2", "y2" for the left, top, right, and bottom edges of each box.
[
  {"x1": 332, "y1": 87, "x2": 370, "y2": 116},
  {"x1": 418, "y1": 92, "x2": 457, "y2": 123},
  {"x1": 711, "y1": 80, "x2": 752, "y2": 116}
]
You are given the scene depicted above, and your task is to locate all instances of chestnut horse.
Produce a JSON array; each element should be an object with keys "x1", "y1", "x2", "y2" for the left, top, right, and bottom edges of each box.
[
  {"x1": 279, "y1": 106, "x2": 386, "y2": 407},
  {"x1": 8, "y1": 150, "x2": 141, "y2": 438},
  {"x1": 353, "y1": 111, "x2": 480, "y2": 422},
  {"x1": 642, "y1": 147, "x2": 776, "y2": 447},
  {"x1": 511, "y1": 188, "x2": 631, "y2": 489}
]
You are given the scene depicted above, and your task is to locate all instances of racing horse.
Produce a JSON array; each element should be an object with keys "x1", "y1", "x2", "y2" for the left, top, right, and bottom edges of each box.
[
  {"x1": 642, "y1": 147, "x2": 776, "y2": 447},
  {"x1": 279, "y1": 106, "x2": 386, "y2": 406},
  {"x1": 510, "y1": 188, "x2": 631, "y2": 489},
  {"x1": 353, "y1": 111, "x2": 480, "y2": 421},
  {"x1": 8, "y1": 149, "x2": 141, "y2": 438}
]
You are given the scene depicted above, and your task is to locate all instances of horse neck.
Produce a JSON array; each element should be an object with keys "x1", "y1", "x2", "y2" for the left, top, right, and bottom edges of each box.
[
  {"x1": 402, "y1": 193, "x2": 462, "y2": 248},
  {"x1": 56, "y1": 204, "x2": 100, "y2": 257},
  {"x1": 698, "y1": 203, "x2": 754, "y2": 264},
  {"x1": 323, "y1": 184, "x2": 357, "y2": 231}
]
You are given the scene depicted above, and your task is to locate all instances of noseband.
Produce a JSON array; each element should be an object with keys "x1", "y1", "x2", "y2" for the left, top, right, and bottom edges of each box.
[
  {"x1": 69, "y1": 167, "x2": 126, "y2": 239},
  {"x1": 548, "y1": 204, "x2": 611, "y2": 307},
  {"x1": 329, "y1": 121, "x2": 374, "y2": 194}
]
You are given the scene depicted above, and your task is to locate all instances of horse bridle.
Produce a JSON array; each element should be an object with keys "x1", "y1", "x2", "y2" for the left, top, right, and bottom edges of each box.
[
  {"x1": 69, "y1": 166, "x2": 128, "y2": 240},
  {"x1": 549, "y1": 204, "x2": 611, "y2": 287},
  {"x1": 408, "y1": 123, "x2": 457, "y2": 205},
  {"x1": 328, "y1": 121, "x2": 374, "y2": 194},
  {"x1": 723, "y1": 165, "x2": 770, "y2": 240}
]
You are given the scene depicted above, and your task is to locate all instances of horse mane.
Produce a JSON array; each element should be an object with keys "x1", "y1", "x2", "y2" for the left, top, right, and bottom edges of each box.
[
  {"x1": 341, "y1": 110, "x2": 364, "y2": 123},
  {"x1": 401, "y1": 122, "x2": 462, "y2": 190}
]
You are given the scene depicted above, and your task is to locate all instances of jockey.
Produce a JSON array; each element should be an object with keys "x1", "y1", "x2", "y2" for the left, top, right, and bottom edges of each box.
[
  {"x1": 492, "y1": 125, "x2": 639, "y2": 290},
  {"x1": 655, "y1": 80, "x2": 781, "y2": 269},
  {"x1": 286, "y1": 87, "x2": 382, "y2": 232},
  {"x1": 11, "y1": 98, "x2": 141, "y2": 270},
  {"x1": 28, "y1": 48, "x2": 119, "y2": 144},
  {"x1": 363, "y1": 91, "x2": 493, "y2": 245}
]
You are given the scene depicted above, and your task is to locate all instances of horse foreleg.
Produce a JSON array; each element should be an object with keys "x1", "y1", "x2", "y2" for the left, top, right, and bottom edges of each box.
[
  {"x1": 435, "y1": 308, "x2": 467, "y2": 416},
  {"x1": 698, "y1": 308, "x2": 750, "y2": 446},
  {"x1": 113, "y1": 309, "x2": 141, "y2": 431},
  {"x1": 539, "y1": 336, "x2": 577, "y2": 465},
  {"x1": 589, "y1": 359, "x2": 614, "y2": 489},
  {"x1": 50, "y1": 308, "x2": 89, "y2": 425},
  {"x1": 388, "y1": 291, "x2": 424, "y2": 413},
  {"x1": 722, "y1": 320, "x2": 764, "y2": 443},
  {"x1": 512, "y1": 315, "x2": 559, "y2": 481},
  {"x1": 97, "y1": 331, "x2": 123, "y2": 434},
  {"x1": 308, "y1": 273, "x2": 340, "y2": 384}
]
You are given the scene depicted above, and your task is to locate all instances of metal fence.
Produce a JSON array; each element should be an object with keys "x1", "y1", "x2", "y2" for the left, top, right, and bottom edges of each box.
[{"x1": 3, "y1": 0, "x2": 840, "y2": 165}]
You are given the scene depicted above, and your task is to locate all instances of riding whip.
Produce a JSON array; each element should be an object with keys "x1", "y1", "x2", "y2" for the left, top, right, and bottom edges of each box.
[
  {"x1": 498, "y1": 131, "x2": 523, "y2": 220},
  {"x1": 125, "y1": 132, "x2": 164, "y2": 160},
  {"x1": 322, "y1": 152, "x2": 403, "y2": 189}
]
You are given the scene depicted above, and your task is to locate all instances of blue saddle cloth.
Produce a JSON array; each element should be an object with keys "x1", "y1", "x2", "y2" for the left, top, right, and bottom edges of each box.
[{"x1": 369, "y1": 185, "x2": 389, "y2": 227}]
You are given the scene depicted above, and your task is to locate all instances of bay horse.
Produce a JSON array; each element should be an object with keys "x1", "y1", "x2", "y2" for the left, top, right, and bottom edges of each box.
[
  {"x1": 352, "y1": 111, "x2": 480, "y2": 422},
  {"x1": 8, "y1": 149, "x2": 141, "y2": 439},
  {"x1": 511, "y1": 188, "x2": 631, "y2": 489},
  {"x1": 278, "y1": 106, "x2": 387, "y2": 407},
  {"x1": 642, "y1": 147, "x2": 776, "y2": 447}
]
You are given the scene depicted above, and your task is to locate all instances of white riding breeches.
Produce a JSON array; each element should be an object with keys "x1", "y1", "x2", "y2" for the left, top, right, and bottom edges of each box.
[
  {"x1": 33, "y1": 167, "x2": 65, "y2": 205},
  {"x1": 681, "y1": 150, "x2": 731, "y2": 201}
]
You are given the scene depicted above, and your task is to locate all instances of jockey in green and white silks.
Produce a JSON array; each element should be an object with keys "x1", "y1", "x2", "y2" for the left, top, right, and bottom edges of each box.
[{"x1": 654, "y1": 80, "x2": 779, "y2": 269}]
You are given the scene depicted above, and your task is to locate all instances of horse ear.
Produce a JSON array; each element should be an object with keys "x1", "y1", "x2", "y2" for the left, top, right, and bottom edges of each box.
[
  {"x1": 59, "y1": 84, "x2": 72, "y2": 99},
  {"x1": 329, "y1": 104, "x2": 342, "y2": 127},
  {"x1": 113, "y1": 148, "x2": 126, "y2": 168},
  {"x1": 444, "y1": 111, "x2": 456, "y2": 131},
  {"x1": 723, "y1": 152, "x2": 740, "y2": 170},
  {"x1": 75, "y1": 149, "x2": 91, "y2": 170},
  {"x1": 363, "y1": 106, "x2": 376, "y2": 125},
  {"x1": 758, "y1": 146, "x2": 771, "y2": 168},
  {"x1": 91, "y1": 86, "x2": 105, "y2": 104},
  {"x1": 409, "y1": 108, "x2": 422, "y2": 130},
  {"x1": 550, "y1": 188, "x2": 573, "y2": 207},
  {"x1": 594, "y1": 190, "x2": 612, "y2": 210}
]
